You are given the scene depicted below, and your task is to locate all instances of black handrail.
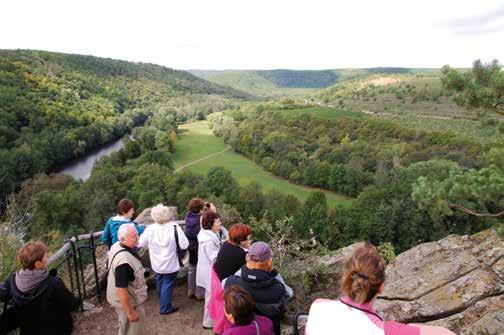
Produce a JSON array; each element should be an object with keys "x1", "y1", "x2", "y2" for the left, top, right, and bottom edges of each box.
[{"x1": 45, "y1": 220, "x2": 185, "y2": 311}]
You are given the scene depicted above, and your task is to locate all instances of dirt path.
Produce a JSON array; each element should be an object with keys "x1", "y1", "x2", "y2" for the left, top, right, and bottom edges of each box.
[
  {"x1": 73, "y1": 284, "x2": 211, "y2": 335},
  {"x1": 175, "y1": 146, "x2": 231, "y2": 172}
]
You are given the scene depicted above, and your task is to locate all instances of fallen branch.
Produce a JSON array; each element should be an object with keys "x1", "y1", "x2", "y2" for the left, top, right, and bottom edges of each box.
[{"x1": 448, "y1": 203, "x2": 504, "y2": 217}]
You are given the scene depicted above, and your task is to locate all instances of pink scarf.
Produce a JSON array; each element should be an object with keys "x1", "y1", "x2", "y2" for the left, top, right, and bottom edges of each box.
[{"x1": 209, "y1": 265, "x2": 228, "y2": 334}]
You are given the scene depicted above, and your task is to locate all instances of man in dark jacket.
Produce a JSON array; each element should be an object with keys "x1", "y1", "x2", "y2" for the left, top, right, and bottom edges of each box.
[
  {"x1": 224, "y1": 242, "x2": 293, "y2": 335},
  {"x1": 2, "y1": 241, "x2": 79, "y2": 335}
]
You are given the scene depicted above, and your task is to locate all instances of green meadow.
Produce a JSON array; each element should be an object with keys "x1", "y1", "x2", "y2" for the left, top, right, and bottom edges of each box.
[{"x1": 173, "y1": 121, "x2": 352, "y2": 207}]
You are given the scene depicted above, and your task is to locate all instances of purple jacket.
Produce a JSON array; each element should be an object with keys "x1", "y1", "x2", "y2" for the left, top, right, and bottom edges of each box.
[
  {"x1": 223, "y1": 315, "x2": 274, "y2": 335},
  {"x1": 184, "y1": 211, "x2": 201, "y2": 237}
]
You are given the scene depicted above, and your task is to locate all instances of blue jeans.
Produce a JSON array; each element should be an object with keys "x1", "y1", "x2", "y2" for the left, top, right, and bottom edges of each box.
[{"x1": 156, "y1": 272, "x2": 178, "y2": 314}]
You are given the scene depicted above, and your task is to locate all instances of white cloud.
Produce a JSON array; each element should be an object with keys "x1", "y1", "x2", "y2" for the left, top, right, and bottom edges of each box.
[{"x1": 0, "y1": 0, "x2": 503, "y2": 69}]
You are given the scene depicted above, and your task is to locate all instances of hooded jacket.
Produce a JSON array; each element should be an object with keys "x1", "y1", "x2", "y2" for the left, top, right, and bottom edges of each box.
[
  {"x1": 225, "y1": 266, "x2": 287, "y2": 335},
  {"x1": 196, "y1": 228, "x2": 223, "y2": 290},
  {"x1": 3, "y1": 270, "x2": 79, "y2": 335},
  {"x1": 102, "y1": 215, "x2": 145, "y2": 248},
  {"x1": 138, "y1": 222, "x2": 189, "y2": 274}
]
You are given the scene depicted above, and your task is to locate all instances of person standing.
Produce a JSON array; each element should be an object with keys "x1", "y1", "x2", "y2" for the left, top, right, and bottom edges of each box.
[
  {"x1": 197, "y1": 211, "x2": 226, "y2": 329},
  {"x1": 107, "y1": 224, "x2": 148, "y2": 335},
  {"x1": 1, "y1": 241, "x2": 79, "y2": 335},
  {"x1": 102, "y1": 199, "x2": 145, "y2": 248},
  {"x1": 184, "y1": 198, "x2": 206, "y2": 300},
  {"x1": 138, "y1": 204, "x2": 188, "y2": 314},
  {"x1": 215, "y1": 223, "x2": 252, "y2": 281}
]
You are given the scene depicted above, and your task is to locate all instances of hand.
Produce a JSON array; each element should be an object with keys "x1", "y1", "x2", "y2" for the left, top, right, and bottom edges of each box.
[{"x1": 127, "y1": 309, "x2": 140, "y2": 323}]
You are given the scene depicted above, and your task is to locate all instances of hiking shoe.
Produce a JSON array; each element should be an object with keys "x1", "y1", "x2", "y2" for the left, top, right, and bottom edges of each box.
[{"x1": 160, "y1": 307, "x2": 179, "y2": 315}]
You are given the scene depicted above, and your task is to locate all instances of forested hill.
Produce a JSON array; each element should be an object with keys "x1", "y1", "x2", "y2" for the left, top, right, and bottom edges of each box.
[
  {"x1": 188, "y1": 68, "x2": 438, "y2": 97},
  {"x1": 1, "y1": 50, "x2": 252, "y2": 98},
  {"x1": 0, "y1": 49, "x2": 252, "y2": 200}
]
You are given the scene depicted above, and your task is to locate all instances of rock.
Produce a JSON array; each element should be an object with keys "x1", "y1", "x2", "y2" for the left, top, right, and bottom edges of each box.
[
  {"x1": 427, "y1": 295, "x2": 504, "y2": 335},
  {"x1": 135, "y1": 206, "x2": 178, "y2": 226},
  {"x1": 296, "y1": 230, "x2": 503, "y2": 335},
  {"x1": 374, "y1": 229, "x2": 503, "y2": 330}
]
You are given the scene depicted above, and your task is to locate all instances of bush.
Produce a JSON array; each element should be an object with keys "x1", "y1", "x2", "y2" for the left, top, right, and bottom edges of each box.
[
  {"x1": 377, "y1": 242, "x2": 396, "y2": 264},
  {"x1": 0, "y1": 224, "x2": 22, "y2": 281}
]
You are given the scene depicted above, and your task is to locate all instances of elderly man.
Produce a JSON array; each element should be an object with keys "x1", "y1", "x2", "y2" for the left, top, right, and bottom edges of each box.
[
  {"x1": 223, "y1": 242, "x2": 293, "y2": 335},
  {"x1": 107, "y1": 223, "x2": 148, "y2": 335}
]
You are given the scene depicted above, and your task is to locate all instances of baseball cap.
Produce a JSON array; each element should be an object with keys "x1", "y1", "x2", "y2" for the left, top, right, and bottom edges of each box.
[{"x1": 248, "y1": 241, "x2": 272, "y2": 262}]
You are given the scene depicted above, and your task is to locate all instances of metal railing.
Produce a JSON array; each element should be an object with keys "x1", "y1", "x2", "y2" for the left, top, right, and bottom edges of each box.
[
  {"x1": 47, "y1": 231, "x2": 104, "y2": 311},
  {"x1": 46, "y1": 220, "x2": 185, "y2": 311}
]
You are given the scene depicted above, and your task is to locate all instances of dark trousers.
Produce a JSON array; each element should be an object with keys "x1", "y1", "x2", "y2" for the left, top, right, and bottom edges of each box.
[{"x1": 156, "y1": 272, "x2": 178, "y2": 314}]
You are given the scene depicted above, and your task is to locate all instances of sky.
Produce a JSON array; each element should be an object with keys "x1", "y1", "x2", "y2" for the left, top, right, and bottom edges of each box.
[{"x1": 1, "y1": 0, "x2": 503, "y2": 70}]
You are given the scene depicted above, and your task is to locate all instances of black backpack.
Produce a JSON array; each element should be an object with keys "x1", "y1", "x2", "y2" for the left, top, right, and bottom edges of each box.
[
  {"x1": 174, "y1": 225, "x2": 188, "y2": 267},
  {"x1": 0, "y1": 274, "x2": 20, "y2": 335}
]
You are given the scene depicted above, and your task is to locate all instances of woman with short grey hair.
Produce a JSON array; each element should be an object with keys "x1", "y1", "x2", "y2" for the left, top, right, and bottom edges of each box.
[{"x1": 138, "y1": 204, "x2": 188, "y2": 314}]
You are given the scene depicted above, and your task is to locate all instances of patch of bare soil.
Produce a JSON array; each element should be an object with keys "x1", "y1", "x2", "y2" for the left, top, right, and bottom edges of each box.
[{"x1": 73, "y1": 284, "x2": 211, "y2": 335}]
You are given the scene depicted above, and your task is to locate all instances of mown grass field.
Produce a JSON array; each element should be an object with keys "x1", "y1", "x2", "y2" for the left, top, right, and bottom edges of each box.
[{"x1": 173, "y1": 121, "x2": 352, "y2": 207}]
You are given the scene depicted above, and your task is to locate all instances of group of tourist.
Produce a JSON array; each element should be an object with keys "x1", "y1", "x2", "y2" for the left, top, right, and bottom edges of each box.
[
  {"x1": 102, "y1": 198, "x2": 292, "y2": 335},
  {"x1": 0, "y1": 197, "x2": 456, "y2": 335}
]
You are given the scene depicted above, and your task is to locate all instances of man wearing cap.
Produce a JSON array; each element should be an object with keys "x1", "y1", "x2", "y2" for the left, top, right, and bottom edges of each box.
[{"x1": 223, "y1": 241, "x2": 293, "y2": 335}]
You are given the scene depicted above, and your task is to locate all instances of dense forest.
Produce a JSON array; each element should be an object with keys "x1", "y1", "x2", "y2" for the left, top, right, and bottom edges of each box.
[
  {"x1": 255, "y1": 70, "x2": 339, "y2": 88},
  {"x1": 0, "y1": 50, "x2": 250, "y2": 202}
]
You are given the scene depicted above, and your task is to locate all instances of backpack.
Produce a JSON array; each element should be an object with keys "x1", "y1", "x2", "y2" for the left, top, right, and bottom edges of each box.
[
  {"x1": 0, "y1": 274, "x2": 20, "y2": 335},
  {"x1": 174, "y1": 225, "x2": 188, "y2": 267},
  {"x1": 98, "y1": 248, "x2": 129, "y2": 295}
]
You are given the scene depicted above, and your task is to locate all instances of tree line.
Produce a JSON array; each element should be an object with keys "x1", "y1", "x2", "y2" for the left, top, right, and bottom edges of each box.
[{"x1": 0, "y1": 50, "x2": 246, "y2": 206}]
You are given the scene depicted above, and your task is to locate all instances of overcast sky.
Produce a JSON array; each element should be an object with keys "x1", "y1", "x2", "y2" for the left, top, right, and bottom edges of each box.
[{"x1": 1, "y1": 0, "x2": 503, "y2": 70}]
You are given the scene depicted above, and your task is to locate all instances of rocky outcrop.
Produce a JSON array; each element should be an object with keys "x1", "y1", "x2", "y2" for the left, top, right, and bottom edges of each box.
[
  {"x1": 375, "y1": 229, "x2": 503, "y2": 334},
  {"x1": 290, "y1": 230, "x2": 503, "y2": 335}
]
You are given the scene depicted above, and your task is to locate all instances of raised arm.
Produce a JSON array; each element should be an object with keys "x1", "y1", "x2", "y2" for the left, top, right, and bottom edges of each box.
[{"x1": 102, "y1": 220, "x2": 112, "y2": 248}]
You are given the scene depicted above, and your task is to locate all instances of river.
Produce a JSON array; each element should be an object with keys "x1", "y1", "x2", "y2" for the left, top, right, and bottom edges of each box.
[{"x1": 57, "y1": 137, "x2": 126, "y2": 181}]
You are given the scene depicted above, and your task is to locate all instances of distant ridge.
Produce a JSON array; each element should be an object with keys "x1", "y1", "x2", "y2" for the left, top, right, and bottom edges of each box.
[{"x1": 1, "y1": 49, "x2": 254, "y2": 99}]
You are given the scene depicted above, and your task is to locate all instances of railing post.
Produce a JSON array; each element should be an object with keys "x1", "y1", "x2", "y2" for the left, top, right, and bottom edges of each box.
[
  {"x1": 69, "y1": 238, "x2": 84, "y2": 311},
  {"x1": 77, "y1": 246, "x2": 87, "y2": 299},
  {"x1": 89, "y1": 231, "x2": 102, "y2": 302},
  {"x1": 66, "y1": 248, "x2": 75, "y2": 294}
]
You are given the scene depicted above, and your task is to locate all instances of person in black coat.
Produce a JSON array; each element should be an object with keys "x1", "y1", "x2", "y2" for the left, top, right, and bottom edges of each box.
[
  {"x1": 2, "y1": 241, "x2": 80, "y2": 335},
  {"x1": 223, "y1": 242, "x2": 293, "y2": 335},
  {"x1": 215, "y1": 223, "x2": 252, "y2": 281}
]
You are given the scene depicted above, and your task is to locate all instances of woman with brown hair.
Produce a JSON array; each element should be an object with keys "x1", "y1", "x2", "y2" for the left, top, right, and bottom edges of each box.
[
  {"x1": 102, "y1": 198, "x2": 145, "y2": 248},
  {"x1": 184, "y1": 198, "x2": 206, "y2": 300},
  {"x1": 197, "y1": 211, "x2": 229, "y2": 329},
  {"x1": 2, "y1": 241, "x2": 80, "y2": 334},
  {"x1": 305, "y1": 242, "x2": 455, "y2": 335}
]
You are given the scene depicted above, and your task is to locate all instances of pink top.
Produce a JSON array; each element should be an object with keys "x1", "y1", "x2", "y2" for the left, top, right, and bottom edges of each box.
[{"x1": 305, "y1": 296, "x2": 420, "y2": 335}]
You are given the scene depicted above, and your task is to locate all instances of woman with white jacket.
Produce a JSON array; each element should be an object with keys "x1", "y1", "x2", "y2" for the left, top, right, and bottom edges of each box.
[
  {"x1": 138, "y1": 204, "x2": 188, "y2": 315},
  {"x1": 197, "y1": 211, "x2": 228, "y2": 329}
]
